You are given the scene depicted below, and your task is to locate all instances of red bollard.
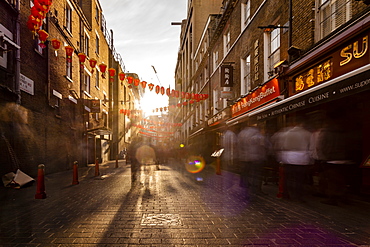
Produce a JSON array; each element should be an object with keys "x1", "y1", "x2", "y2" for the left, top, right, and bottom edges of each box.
[
  {"x1": 115, "y1": 155, "x2": 118, "y2": 168},
  {"x1": 95, "y1": 158, "x2": 100, "y2": 177},
  {"x1": 277, "y1": 163, "x2": 285, "y2": 198},
  {"x1": 72, "y1": 161, "x2": 79, "y2": 185},
  {"x1": 35, "y1": 164, "x2": 46, "y2": 199},
  {"x1": 216, "y1": 157, "x2": 221, "y2": 175}
]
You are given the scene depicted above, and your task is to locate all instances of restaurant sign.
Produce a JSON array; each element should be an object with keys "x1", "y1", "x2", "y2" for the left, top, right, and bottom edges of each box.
[
  {"x1": 231, "y1": 78, "x2": 280, "y2": 117},
  {"x1": 293, "y1": 31, "x2": 369, "y2": 95}
]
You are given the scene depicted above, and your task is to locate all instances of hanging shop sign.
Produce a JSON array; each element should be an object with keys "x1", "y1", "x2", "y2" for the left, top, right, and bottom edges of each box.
[
  {"x1": 231, "y1": 78, "x2": 280, "y2": 118},
  {"x1": 220, "y1": 65, "x2": 233, "y2": 87},
  {"x1": 89, "y1": 99, "x2": 101, "y2": 113}
]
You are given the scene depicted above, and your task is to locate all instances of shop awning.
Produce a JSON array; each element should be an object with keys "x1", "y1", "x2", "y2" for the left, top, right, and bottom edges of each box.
[{"x1": 227, "y1": 64, "x2": 370, "y2": 124}]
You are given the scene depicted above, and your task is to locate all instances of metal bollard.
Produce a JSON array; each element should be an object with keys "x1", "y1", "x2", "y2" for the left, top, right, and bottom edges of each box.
[
  {"x1": 115, "y1": 155, "x2": 118, "y2": 168},
  {"x1": 35, "y1": 164, "x2": 46, "y2": 199},
  {"x1": 277, "y1": 163, "x2": 285, "y2": 198},
  {"x1": 72, "y1": 161, "x2": 79, "y2": 185},
  {"x1": 95, "y1": 158, "x2": 100, "y2": 177}
]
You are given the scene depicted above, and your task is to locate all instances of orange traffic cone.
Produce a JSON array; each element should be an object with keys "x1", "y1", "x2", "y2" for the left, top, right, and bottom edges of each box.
[
  {"x1": 95, "y1": 158, "x2": 100, "y2": 177},
  {"x1": 72, "y1": 161, "x2": 79, "y2": 185},
  {"x1": 35, "y1": 164, "x2": 46, "y2": 199}
]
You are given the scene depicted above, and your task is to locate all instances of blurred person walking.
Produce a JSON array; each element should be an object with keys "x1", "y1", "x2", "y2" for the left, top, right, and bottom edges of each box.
[
  {"x1": 237, "y1": 125, "x2": 270, "y2": 196},
  {"x1": 273, "y1": 121, "x2": 312, "y2": 202}
]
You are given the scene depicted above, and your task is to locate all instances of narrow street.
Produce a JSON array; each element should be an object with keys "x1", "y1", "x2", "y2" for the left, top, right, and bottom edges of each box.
[{"x1": 1, "y1": 160, "x2": 370, "y2": 246}]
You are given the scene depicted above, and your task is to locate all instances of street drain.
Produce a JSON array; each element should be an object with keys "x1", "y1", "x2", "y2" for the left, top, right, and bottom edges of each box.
[{"x1": 141, "y1": 213, "x2": 182, "y2": 226}]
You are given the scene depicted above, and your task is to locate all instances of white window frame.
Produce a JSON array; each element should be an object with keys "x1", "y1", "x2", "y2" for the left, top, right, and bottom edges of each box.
[
  {"x1": 241, "y1": 0, "x2": 251, "y2": 31},
  {"x1": 223, "y1": 29, "x2": 231, "y2": 56},
  {"x1": 0, "y1": 25, "x2": 12, "y2": 68},
  {"x1": 241, "y1": 55, "x2": 251, "y2": 95},
  {"x1": 213, "y1": 51, "x2": 219, "y2": 71},
  {"x1": 263, "y1": 28, "x2": 280, "y2": 81},
  {"x1": 317, "y1": 0, "x2": 352, "y2": 41},
  {"x1": 65, "y1": 1, "x2": 73, "y2": 33}
]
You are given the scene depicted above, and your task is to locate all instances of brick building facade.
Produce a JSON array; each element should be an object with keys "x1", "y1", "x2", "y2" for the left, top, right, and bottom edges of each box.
[{"x1": 0, "y1": 0, "x2": 136, "y2": 177}]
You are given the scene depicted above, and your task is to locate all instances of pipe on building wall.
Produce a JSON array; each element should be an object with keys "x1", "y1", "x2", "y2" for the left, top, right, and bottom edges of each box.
[{"x1": 15, "y1": 0, "x2": 21, "y2": 104}]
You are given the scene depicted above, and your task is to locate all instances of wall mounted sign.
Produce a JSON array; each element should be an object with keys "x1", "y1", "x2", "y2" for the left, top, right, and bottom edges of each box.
[
  {"x1": 231, "y1": 78, "x2": 280, "y2": 118},
  {"x1": 220, "y1": 65, "x2": 233, "y2": 87}
]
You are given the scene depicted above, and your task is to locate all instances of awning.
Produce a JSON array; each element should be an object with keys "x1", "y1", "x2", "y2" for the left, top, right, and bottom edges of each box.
[
  {"x1": 227, "y1": 64, "x2": 370, "y2": 124},
  {"x1": 87, "y1": 126, "x2": 112, "y2": 135}
]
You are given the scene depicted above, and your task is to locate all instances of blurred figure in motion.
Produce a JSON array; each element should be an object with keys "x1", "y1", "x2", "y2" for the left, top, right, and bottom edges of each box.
[
  {"x1": 273, "y1": 120, "x2": 312, "y2": 202},
  {"x1": 128, "y1": 136, "x2": 157, "y2": 186},
  {"x1": 313, "y1": 119, "x2": 357, "y2": 206},
  {"x1": 237, "y1": 125, "x2": 270, "y2": 196}
]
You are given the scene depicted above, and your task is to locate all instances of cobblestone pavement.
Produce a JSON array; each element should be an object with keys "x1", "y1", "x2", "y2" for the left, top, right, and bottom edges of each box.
[{"x1": 1, "y1": 159, "x2": 370, "y2": 246}]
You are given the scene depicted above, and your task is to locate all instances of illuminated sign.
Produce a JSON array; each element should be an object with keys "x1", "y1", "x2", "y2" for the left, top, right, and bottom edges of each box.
[
  {"x1": 231, "y1": 78, "x2": 280, "y2": 117},
  {"x1": 294, "y1": 60, "x2": 332, "y2": 93}
]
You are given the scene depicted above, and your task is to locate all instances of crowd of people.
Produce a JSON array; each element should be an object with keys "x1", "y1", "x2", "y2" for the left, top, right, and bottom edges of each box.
[{"x1": 235, "y1": 118, "x2": 359, "y2": 205}]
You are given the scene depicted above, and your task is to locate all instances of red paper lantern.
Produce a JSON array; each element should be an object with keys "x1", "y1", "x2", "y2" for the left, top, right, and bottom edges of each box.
[
  {"x1": 99, "y1": 63, "x2": 107, "y2": 78},
  {"x1": 166, "y1": 88, "x2": 171, "y2": 96},
  {"x1": 27, "y1": 15, "x2": 41, "y2": 33},
  {"x1": 118, "y1": 72, "x2": 126, "y2": 82},
  {"x1": 160, "y1": 87, "x2": 165, "y2": 95},
  {"x1": 181, "y1": 92, "x2": 186, "y2": 98},
  {"x1": 127, "y1": 76, "x2": 133, "y2": 84},
  {"x1": 134, "y1": 78, "x2": 140, "y2": 87},
  {"x1": 37, "y1": 29, "x2": 48, "y2": 48},
  {"x1": 51, "y1": 38, "x2": 61, "y2": 50},
  {"x1": 155, "y1": 85, "x2": 160, "y2": 94},
  {"x1": 108, "y1": 68, "x2": 116, "y2": 82},
  {"x1": 78, "y1": 53, "x2": 87, "y2": 69},
  {"x1": 31, "y1": 6, "x2": 45, "y2": 21},
  {"x1": 141, "y1": 81, "x2": 147, "y2": 88},
  {"x1": 89, "y1": 58, "x2": 97, "y2": 73},
  {"x1": 34, "y1": 0, "x2": 51, "y2": 13},
  {"x1": 185, "y1": 93, "x2": 191, "y2": 99},
  {"x1": 65, "y1": 45, "x2": 74, "y2": 63},
  {"x1": 175, "y1": 90, "x2": 180, "y2": 98},
  {"x1": 148, "y1": 83, "x2": 154, "y2": 91}
]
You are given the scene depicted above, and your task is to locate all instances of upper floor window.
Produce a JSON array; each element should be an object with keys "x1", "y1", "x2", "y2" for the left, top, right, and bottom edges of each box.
[
  {"x1": 0, "y1": 25, "x2": 12, "y2": 69},
  {"x1": 223, "y1": 29, "x2": 231, "y2": 56},
  {"x1": 241, "y1": 0, "x2": 251, "y2": 30},
  {"x1": 241, "y1": 55, "x2": 251, "y2": 95},
  {"x1": 213, "y1": 51, "x2": 219, "y2": 71},
  {"x1": 83, "y1": 71, "x2": 91, "y2": 94},
  {"x1": 318, "y1": 0, "x2": 352, "y2": 40},
  {"x1": 264, "y1": 28, "x2": 280, "y2": 81},
  {"x1": 95, "y1": 5, "x2": 100, "y2": 25},
  {"x1": 95, "y1": 33, "x2": 100, "y2": 55},
  {"x1": 82, "y1": 30, "x2": 90, "y2": 56},
  {"x1": 65, "y1": 2, "x2": 73, "y2": 33}
]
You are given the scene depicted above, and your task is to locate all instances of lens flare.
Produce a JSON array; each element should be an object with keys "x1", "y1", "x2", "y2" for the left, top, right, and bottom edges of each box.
[{"x1": 185, "y1": 155, "x2": 205, "y2": 173}]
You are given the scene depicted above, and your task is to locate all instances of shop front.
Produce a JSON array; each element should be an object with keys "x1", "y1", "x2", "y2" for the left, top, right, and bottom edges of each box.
[{"x1": 246, "y1": 24, "x2": 370, "y2": 194}]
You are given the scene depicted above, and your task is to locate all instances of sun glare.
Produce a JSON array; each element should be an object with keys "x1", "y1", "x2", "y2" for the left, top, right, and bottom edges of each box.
[{"x1": 140, "y1": 92, "x2": 169, "y2": 117}]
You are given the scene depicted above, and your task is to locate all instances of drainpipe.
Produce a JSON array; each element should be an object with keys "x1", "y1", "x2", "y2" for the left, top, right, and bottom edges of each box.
[
  {"x1": 288, "y1": 0, "x2": 293, "y2": 59},
  {"x1": 15, "y1": 0, "x2": 21, "y2": 104}
]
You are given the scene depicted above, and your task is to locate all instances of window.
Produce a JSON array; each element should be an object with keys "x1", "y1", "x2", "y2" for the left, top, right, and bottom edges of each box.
[
  {"x1": 241, "y1": 0, "x2": 251, "y2": 29},
  {"x1": 95, "y1": 5, "x2": 100, "y2": 25},
  {"x1": 264, "y1": 28, "x2": 280, "y2": 81},
  {"x1": 0, "y1": 25, "x2": 12, "y2": 69},
  {"x1": 223, "y1": 29, "x2": 231, "y2": 56},
  {"x1": 95, "y1": 33, "x2": 100, "y2": 55},
  {"x1": 83, "y1": 72, "x2": 91, "y2": 94},
  {"x1": 66, "y1": 59, "x2": 72, "y2": 80},
  {"x1": 213, "y1": 51, "x2": 219, "y2": 71},
  {"x1": 82, "y1": 30, "x2": 89, "y2": 56},
  {"x1": 52, "y1": 90, "x2": 62, "y2": 116},
  {"x1": 241, "y1": 55, "x2": 251, "y2": 95},
  {"x1": 65, "y1": 2, "x2": 72, "y2": 33},
  {"x1": 95, "y1": 70, "x2": 100, "y2": 88},
  {"x1": 318, "y1": 0, "x2": 352, "y2": 40}
]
